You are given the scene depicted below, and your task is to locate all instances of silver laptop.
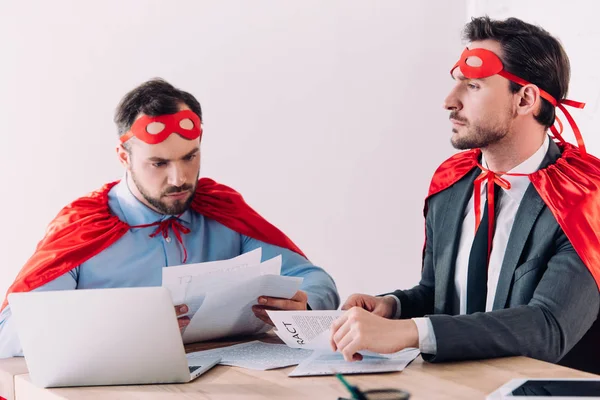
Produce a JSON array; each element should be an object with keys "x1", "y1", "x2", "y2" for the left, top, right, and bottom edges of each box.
[{"x1": 8, "y1": 287, "x2": 221, "y2": 388}]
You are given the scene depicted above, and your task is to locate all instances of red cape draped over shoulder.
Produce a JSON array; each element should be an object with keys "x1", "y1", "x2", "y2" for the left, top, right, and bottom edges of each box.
[
  {"x1": 2, "y1": 178, "x2": 305, "y2": 310},
  {"x1": 425, "y1": 142, "x2": 600, "y2": 288}
]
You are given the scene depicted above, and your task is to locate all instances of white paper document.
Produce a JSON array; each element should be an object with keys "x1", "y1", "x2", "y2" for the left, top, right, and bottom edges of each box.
[
  {"x1": 182, "y1": 274, "x2": 302, "y2": 343},
  {"x1": 268, "y1": 310, "x2": 420, "y2": 377},
  {"x1": 187, "y1": 341, "x2": 313, "y2": 370},
  {"x1": 162, "y1": 248, "x2": 263, "y2": 309},
  {"x1": 162, "y1": 249, "x2": 303, "y2": 344},
  {"x1": 267, "y1": 310, "x2": 344, "y2": 350},
  {"x1": 289, "y1": 348, "x2": 420, "y2": 377}
]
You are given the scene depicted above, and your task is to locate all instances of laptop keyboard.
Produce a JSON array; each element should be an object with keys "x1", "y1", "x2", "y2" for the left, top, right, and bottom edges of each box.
[{"x1": 189, "y1": 365, "x2": 201, "y2": 374}]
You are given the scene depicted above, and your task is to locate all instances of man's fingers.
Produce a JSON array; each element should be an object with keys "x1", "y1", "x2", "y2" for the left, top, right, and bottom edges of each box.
[
  {"x1": 251, "y1": 305, "x2": 268, "y2": 317},
  {"x1": 253, "y1": 310, "x2": 271, "y2": 325},
  {"x1": 290, "y1": 290, "x2": 308, "y2": 302},
  {"x1": 257, "y1": 291, "x2": 308, "y2": 311},
  {"x1": 330, "y1": 312, "x2": 349, "y2": 334},
  {"x1": 335, "y1": 325, "x2": 356, "y2": 354},
  {"x1": 341, "y1": 338, "x2": 362, "y2": 362},
  {"x1": 330, "y1": 315, "x2": 350, "y2": 351},
  {"x1": 176, "y1": 305, "x2": 190, "y2": 333},
  {"x1": 257, "y1": 297, "x2": 301, "y2": 310},
  {"x1": 329, "y1": 335, "x2": 337, "y2": 352},
  {"x1": 341, "y1": 297, "x2": 359, "y2": 311},
  {"x1": 332, "y1": 319, "x2": 352, "y2": 350},
  {"x1": 341, "y1": 294, "x2": 368, "y2": 311},
  {"x1": 330, "y1": 314, "x2": 347, "y2": 351},
  {"x1": 178, "y1": 316, "x2": 190, "y2": 330},
  {"x1": 251, "y1": 305, "x2": 275, "y2": 326},
  {"x1": 175, "y1": 304, "x2": 189, "y2": 316}
]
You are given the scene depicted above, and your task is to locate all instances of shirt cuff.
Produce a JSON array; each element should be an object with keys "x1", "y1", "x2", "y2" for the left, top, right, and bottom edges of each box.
[
  {"x1": 412, "y1": 317, "x2": 438, "y2": 355},
  {"x1": 384, "y1": 295, "x2": 402, "y2": 319}
]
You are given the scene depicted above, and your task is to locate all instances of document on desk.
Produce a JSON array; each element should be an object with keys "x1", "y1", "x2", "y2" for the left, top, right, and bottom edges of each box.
[
  {"x1": 187, "y1": 341, "x2": 313, "y2": 370},
  {"x1": 267, "y1": 310, "x2": 344, "y2": 350},
  {"x1": 182, "y1": 273, "x2": 303, "y2": 344},
  {"x1": 289, "y1": 348, "x2": 420, "y2": 377},
  {"x1": 267, "y1": 310, "x2": 420, "y2": 376}
]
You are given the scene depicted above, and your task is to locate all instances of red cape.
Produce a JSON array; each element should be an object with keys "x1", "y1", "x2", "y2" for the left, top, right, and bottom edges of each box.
[
  {"x1": 2, "y1": 178, "x2": 305, "y2": 310},
  {"x1": 425, "y1": 142, "x2": 600, "y2": 288}
]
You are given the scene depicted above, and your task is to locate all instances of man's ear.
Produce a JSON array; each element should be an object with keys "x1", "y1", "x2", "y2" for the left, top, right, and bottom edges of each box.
[
  {"x1": 116, "y1": 144, "x2": 131, "y2": 169},
  {"x1": 516, "y1": 84, "x2": 542, "y2": 117}
]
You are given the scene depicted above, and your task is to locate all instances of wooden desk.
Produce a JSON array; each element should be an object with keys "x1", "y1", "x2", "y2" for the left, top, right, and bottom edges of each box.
[
  {"x1": 7, "y1": 335, "x2": 598, "y2": 400},
  {"x1": 0, "y1": 358, "x2": 29, "y2": 400}
]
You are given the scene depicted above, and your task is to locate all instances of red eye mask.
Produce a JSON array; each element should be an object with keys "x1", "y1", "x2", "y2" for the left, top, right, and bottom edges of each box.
[
  {"x1": 120, "y1": 110, "x2": 202, "y2": 145},
  {"x1": 451, "y1": 47, "x2": 586, "y2": 156}
]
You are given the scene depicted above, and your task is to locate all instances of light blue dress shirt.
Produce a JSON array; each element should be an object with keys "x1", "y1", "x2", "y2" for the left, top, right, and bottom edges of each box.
[{"x1": 0, "y1": 180, "x2": 339, "y2": 357}]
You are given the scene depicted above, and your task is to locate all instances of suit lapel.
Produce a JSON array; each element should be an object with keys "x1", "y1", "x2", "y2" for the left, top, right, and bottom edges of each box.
[
  {"x1": 492, "y1": 139, "x2": 562, "y2": 310},
  {"x1": 435, "y1": 166, "x2": 479, "y2": 314}
]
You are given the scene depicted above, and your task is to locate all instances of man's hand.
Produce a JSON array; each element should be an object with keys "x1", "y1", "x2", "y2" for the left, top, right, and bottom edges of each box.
[
  {"x1": 175, "y1": 304, "x2": 190, "y2": 333},
  {"x1": 330, "y1": 307, "x2": 418, "y2": 361},
  {"x1": 342, "y1": 293, "x2": 397, "y2": 318},
  {"x1": 252, "y1": 290, "x2": 308, "y2": 326}
]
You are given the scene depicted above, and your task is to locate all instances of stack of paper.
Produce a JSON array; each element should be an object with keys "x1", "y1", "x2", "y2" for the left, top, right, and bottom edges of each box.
[
  {"x1": 288, "y1": 348, "x2": 420, "y2": 377},
  {"x1": 186, "y1": 341, "x2": 313, "y2": 370},
  {"x1": 267, "y1": 310, "x2": 420, "y2": 376},
  {"x1": 162, "y1": 248, "x2": 303, "y2": 344}
]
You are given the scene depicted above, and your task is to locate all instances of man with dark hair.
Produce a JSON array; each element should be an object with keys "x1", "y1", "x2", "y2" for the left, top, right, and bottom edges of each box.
[
  {"x1": 330, "y1": 17, "x2": 600, "y2": 373},
  {"x1": 0, "y1": 78, "x2": 339, "y2": 358}
]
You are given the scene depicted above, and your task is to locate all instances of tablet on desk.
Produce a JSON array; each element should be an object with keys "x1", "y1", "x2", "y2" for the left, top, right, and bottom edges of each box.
[{"x1": 487, "y1": 379, "x2": 600, "y2": 399}]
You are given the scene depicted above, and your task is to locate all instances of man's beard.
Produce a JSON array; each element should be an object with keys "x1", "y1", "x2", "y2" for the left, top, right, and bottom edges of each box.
[
  {"x1": 450, "y1": 111, "x2": 511, "y2": 150},
  {"x1": 130, "y1": 170, "x2": 198, "y2": 215}
]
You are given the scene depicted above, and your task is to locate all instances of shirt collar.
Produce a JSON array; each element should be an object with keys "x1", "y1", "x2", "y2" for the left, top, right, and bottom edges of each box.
[
  {"x1": 480, "y1": 135, "x2": 549, "y2": 203},
  {"x1": 113, "y1": 177, "x2": 192, "y2": 226}
]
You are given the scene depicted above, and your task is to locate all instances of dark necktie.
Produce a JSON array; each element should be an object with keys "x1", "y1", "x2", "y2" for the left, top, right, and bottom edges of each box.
[{"x1": 466, "y1": 184, "x2": 501, "y2": 314}]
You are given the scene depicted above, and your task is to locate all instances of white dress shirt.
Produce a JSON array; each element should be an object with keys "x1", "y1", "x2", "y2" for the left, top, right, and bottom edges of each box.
[{"x1": 390, "y1": 135, "x2": 550, "y2": 354}]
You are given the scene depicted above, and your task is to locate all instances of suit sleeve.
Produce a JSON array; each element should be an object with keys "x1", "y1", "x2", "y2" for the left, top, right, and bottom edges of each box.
[{"x1": 424, "y1": 228, "x2": 599, "y2": 363}]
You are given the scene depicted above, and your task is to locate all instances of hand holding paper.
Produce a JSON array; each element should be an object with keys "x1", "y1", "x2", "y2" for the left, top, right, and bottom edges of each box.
[
  {"x1": 267, "y1": 310, "x2": 420, "y2": 377},
  {"x1": 161, "y1": 249, "x2": 304, "y2": 344},
  {"x1": 341, "y1": 293, "x2": 398, "y2": 318},
  {"x1": 267, "y1": 310, "x2": 344, "y2": 350},
  {"x1": 268, "y1": 309, "x2": 420, "y2": 357},
  {"x1": 175, "y1": 304, "x2": 191, "y2": 332},
  {"x1": 253, "y1": 289, "x2": 310, "y2": 326},
  {"x1": 330, "y1": 307, "x2": 420, "y2": 361},
  {"x1": 162, "y1": 248, "x2": 263, "y2": 310},
  {"x1": 182, "y1": 274, "x2": 302, "y2": 343}
]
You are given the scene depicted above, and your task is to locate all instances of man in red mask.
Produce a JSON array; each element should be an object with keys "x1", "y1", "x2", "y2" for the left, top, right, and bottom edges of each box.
[
  {"x1": 330, "y1": 16, "x2": 600, "y2": 373},
  {"x1": 0, "y1": 79, "x2": 339, "y2": 358}
]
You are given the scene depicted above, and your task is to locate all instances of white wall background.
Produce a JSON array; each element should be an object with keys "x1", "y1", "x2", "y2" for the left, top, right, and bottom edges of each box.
[
  {"x1": 3, "y1": 1, "x2": 597, "y2": 304},
  {"x1": 0, "y1": 0, "x2": 466, "y2": 302}
]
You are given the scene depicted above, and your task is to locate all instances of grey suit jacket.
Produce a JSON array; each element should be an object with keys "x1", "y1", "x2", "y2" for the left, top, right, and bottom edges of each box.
[{"x1": 392, "y1": 139, "x2": 600, "y2": 373}]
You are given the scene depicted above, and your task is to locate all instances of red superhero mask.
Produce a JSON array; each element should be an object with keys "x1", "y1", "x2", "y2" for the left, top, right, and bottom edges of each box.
[
  {"x1": 119, "y1": 110, "x2": 203, "y2": 145},
  {"x1": 451, "y1": 47, "x2": 586, "y2": 156}
]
